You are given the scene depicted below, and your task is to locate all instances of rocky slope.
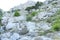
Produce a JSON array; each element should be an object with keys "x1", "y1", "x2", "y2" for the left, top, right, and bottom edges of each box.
[{"x1": 0, "y1": 0, "x2": 60, "y2": 40}]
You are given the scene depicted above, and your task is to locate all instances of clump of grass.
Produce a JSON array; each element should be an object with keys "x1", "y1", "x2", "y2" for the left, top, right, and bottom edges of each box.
[
  {"x1": 31, "y1": 11, "x2": 37, "y2": 17},
  {"x1": 26, "y1": 14, "x2": 32, "y2": 21},
  {"x1": 52, "y1": 20, "x2": 60, "y2": 31},
  {"x1": 26, "y1": 11, "x2": 37, "y2": 21},
  {"x1": 50, "y1": 9, "x2": 60, "y2": 31},
  {"x1": 0, "y1": 9, "x2": 3, "y2": 26},
  {"x1": 14, "y1": 10, "x2": 20, "y2": 17},
  {"x1": 46, "y1": 9, "x2": 60, "y2": 31}
]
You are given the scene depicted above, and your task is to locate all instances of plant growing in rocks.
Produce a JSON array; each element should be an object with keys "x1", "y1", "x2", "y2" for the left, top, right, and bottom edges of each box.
[
  {"x1": 52, "y1": 2, "x2": 57, "y2": 5},
  {"x1": 14, "y1": 10, "x2": 20, "y2": 17},
  {"x1": 35, "y1": 1, "x2": 43, "y2": 8},
  {"x1": 0, "y1": 9, "x2": 3, "y2": 26},
  {"x1": 51, "y1": 16, "x2": 60, "y2": 31},
  {"x1": 26, "y1": 11, "x2": 37, "y2": 21},
  {"x1": 51, "y1": 9, "x2": 60, "y2": 31},
  {"x1": 25, "y1": 1, "x2": 43, "y2": 12}
]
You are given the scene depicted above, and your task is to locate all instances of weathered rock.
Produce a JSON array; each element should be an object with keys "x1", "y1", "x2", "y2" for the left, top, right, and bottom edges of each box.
[
  {"x1": 1, "y1": 32, "x2": 11, "y2": 38},
  {"x1": 6, "y1": 22, "x2": 16, "y2": 30},
  {"x1": 36, "y1": 22, "x2": 51, "y2": 31},
  {"x1": 26, "y1": 22, "x2": 36, "y2": 32},
  {"x1": 1, "y1": 38, "x2": 10, "y2": 40},
  {"x1": 19, "y1": 26, "x2": 29, "y2": 35},
  {"x1": 19, "y1": 36, "x2": 32, "y2": 40},
  {"x1": 10, "y1": 33, "x2": 20, "y2": 40},
  {"x1": 32, "y1": 36, "x2": 52, "y2": 40}
]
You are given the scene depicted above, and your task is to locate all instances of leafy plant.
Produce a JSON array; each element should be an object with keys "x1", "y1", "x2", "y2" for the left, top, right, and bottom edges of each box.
[
  {"x1": 52, "y1": 20, "x2": 60, "y2": 31},
  {"x1": 52, "y1": 2, "x2": 57, "y2": 5},
  {"x1": 26, "y1": 14, "x2": 32, "y2": 21},
  {"x1": 26, "y1": 11, "x2": 37, "y2": 21},
  {"x1": 51, "y1": 9, "x2": 60, "y2": 31},
  {"x1": 14, "y1": 10, "x2": 20, "y2": 17},
  {"x1": 31, "y1": 11, "x2": 37, "y2": 17},
  {"x1": 25, "y1": 2, "x2": 43, "y2": 12},
  {"x1": 35, "y1": 1, "x2": 43, "y2": 7},
  {"x1": 0, "y1": 9, "x2": 3, "y2": 26}
]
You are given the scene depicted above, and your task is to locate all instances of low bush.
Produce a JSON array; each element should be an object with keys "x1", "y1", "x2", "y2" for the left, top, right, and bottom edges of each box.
[
  {"x1": 14, "y1": 10, "x2": 20, "y2": 17},
  {"x1": 26, "y1": 11, "x2": 37, "y2": 21}
]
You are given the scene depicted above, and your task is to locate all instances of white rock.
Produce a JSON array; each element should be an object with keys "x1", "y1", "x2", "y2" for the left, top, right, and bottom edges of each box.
[
  {"x1": 19, "y1": 36, "x2": 32, "y2": 40},
  {"x1": 38, "y1": 12, "x2": 48, "y2": 19},
  {"x1": 19, "y1": 26, "x2": 29, "y2": 35},
  {"x1": 2, "y1": 17, "x2": 9, "y2": 25},
  {"x1": 37, "y1": 22, "x2": 51, "y2": 30},
  {"x1": 6, "y1": 22, "x2": 16, "y2": 30},
  {"x1": 32, "y1": 36, "x2": 52, "y2": 40},
  {"x1": 8, "y1": 17, "x2": 14, "y2": 23},
  {"x1": 26, "y1": 22, "x2": 36, "y2": 32},
  {"x1": 14, "y1": 16, "x2": 26, "y2": 21},
  {"x1": 1, "y1": 38, "x2": 10, "y2": 40},
  {"x1": 10, "y1": 33, "x2": 20, "y2": 40},
  {"x1": 1, "y1": 32, "x2": 11, "y2": 38}
]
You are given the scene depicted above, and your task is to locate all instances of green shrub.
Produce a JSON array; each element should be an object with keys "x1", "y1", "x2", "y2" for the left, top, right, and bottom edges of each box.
[
  {"x1": 14, "y1": 10, "x2": 20, "y2": 17},
  {"x1": 0, "y1": 17, "x2": 2, "y2": 26},
  {"x1": 26, "y1": 14, "x2": 32, "y2": 21},
  {"x1": 51, "y1": 16, "x2": 60, "y2": 31},
  {"x1": 48, "y1": 1, "x2": 52, "y2": 4},
  {"x1": 7, "y1": 11, "x2": 10, "y2": 13},
  {"x1": 31, "y1": 11, "x2": 37, "y2": 17},
  {"x1": 52, "y1": 22, "x2": 60, "y2": 31},
  {"x1": 25, "y1": 2, "x2": 43, "y2": 11},
  {"x1": 47, "y1": 9, "x2": 60, "y2": 31},
  {"x1": 35, "y1": 2, "x2": 43, "y2": 6},
  {"x1": 0, "y1": 9, "x2": 3, "y2": 26},
  {"x1": 26, "y1": 11, "x2": 37, "y2": 21}
]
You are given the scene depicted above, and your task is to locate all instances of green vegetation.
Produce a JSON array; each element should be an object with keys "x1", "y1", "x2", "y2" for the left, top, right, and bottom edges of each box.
[
  {"x1": 0, "y1": 9, "x2": 3, "y2": 26},
  {"x1": 26, "y1": 11, "x2": 37, "y2": 21},
  {"x1": 49, "y1": 9, "x2": 60, "y2": 31},
  {"x1": 35, "y1": 2, "x2": 43, "y2": 8},
  {"x1": 14, "y1": 10, "x2": 20, "y2": 17},
  {"x1": 7, "y1": 11, "x2": 10, "y2": 13},
  {"x1": 46, "y1": 9, "x2": 60, "y2": 31},
  {"x1": 25, "y1": 1, "x2": 43, "y2": 12},
  {"x1": 52, "y1": 2, "x2": 57, "y2": 5},
  {"x1": 12, "y1": 9, "x2": 20, "y2": 13},
  {"x1": 48, "y1": 1, "x2": 52, "y2": 4},
  {"x1": 51, "y1": 15, "x2": 60, "y2": 31},
  {"x1": 31, "y1": 11, "x2": 37, "y2": 17},
  {"x1": 52, "y1": 22, "x2": 60, "y2": 31},
  {"x1": 26, "y1": 14, "x2": 32, "y2": 21},
  {"x1": 25, "y1": 7, "x2": 32, "y2": 12}
]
